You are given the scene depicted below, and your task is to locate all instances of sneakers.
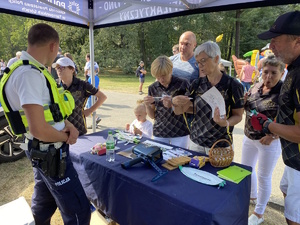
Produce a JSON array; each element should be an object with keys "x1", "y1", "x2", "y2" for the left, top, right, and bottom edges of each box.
[
  {"x1": 139, "y1": 91, "x2": 143, "y2": 95},
  {"x1": 96, "y1": 117, "x2": 101, "y2": 125},
  {"x1": 248, "y1": 214, "x2": 264, "y2": 225}
]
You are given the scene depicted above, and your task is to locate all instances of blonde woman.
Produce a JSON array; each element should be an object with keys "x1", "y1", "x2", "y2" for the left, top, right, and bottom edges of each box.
[{"x1": 143, "y1": 56, "x2": 190, "y2": 148}]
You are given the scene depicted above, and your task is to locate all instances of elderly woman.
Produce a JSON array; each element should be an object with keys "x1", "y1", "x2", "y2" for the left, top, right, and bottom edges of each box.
[
  {"x1": 172, "y1": 41, "x2": 244, "y2": 154},
  {"x1": 143, "y1": 56, "x2": 190, "y2": 148},
  {"x1": 241, "y1": 54, "x2": 284, "y2": 225}
]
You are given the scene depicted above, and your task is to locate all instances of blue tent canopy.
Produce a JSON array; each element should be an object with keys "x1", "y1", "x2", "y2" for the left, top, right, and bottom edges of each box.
[{"x1": 1, "y1": 0, "x2": 298, "y2": 29}]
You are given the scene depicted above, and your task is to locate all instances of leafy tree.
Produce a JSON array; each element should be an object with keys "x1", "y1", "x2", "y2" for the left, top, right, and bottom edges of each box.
[{"x1": 0, "y1": 4, "x2": 300, "y2": 74}]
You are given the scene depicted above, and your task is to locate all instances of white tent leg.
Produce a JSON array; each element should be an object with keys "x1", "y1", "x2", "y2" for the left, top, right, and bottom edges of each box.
[{"x1": 89, "y1": 4, "x2": 96, "y2": 133}]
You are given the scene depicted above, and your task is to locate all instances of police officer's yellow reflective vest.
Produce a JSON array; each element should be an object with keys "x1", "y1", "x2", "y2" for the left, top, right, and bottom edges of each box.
[{"x1": 0, "y1": 60, "x2": 75, "y2": 135}]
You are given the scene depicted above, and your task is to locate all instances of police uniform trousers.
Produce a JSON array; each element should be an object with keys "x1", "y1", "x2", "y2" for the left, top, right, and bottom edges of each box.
[{"x1": 26, "y1": 142, "x2": 91, "y2": 225}]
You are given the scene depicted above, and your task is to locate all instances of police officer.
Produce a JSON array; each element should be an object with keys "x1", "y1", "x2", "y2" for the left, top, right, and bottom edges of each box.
[{"x1": 0, "y1": 23, "x2": 91, "y2": 224}]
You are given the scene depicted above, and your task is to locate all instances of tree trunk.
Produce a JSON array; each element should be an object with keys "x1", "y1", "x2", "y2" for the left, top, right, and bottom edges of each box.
[
  {"x1": 228, "y1": 25, "x2": 234, "y2": 61},
  {"x1": 235, "y1": 9, "x2": 242, "y2": 58},
  {"x1": 234, "y1": 9, "x2": 243, "y2": 76},
  {"x1": 138, "y1": 23, "x2": 146, "y2": 66}
]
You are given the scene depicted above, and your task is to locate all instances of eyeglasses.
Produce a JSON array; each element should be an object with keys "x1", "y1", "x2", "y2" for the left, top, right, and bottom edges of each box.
[
  {"x1": 262, "y1": 70, "x2": 280, "y2": 78},
  {"x1": 195, "y1": 57, "x2": 211, "y2": 67},
  {"x1": 55, "y1": 66, "x2": 66, "y2": 71}
]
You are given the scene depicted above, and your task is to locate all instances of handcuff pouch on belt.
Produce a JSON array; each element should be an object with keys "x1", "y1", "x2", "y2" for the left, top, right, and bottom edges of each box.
[{"x1": 30, "y1": 138, "x2": 66, "y2": 178}]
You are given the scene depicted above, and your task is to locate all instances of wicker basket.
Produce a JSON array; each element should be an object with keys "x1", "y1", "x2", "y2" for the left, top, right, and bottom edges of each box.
[{"x1": 208, "y1": 139, "x2": 234, "y2": 167}]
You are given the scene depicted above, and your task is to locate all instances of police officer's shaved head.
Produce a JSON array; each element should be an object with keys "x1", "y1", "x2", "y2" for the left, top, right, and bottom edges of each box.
[{"x1": 28, "y1": 23, "x2": 59, "y2": 46}]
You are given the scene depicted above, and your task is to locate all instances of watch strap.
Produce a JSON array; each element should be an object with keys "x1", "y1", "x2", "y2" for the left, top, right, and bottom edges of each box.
[{"x1": 263, "y1": 120, "x2": 272, "y2": 134}]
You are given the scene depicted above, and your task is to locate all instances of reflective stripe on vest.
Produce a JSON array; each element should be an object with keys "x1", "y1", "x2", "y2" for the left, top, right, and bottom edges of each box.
[{"x1": 0, "y1": 60, "x2": 75, "y2": 135}]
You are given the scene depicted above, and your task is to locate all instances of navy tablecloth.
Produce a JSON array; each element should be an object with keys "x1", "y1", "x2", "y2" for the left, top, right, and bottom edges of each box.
[{"x1": 70, "y1": 130, "x2": 251, "y2": 225}]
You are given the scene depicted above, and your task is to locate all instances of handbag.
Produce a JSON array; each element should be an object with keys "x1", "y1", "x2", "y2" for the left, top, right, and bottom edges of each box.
[{"x1": 209, "y1": 139, "x2": 234, "y2": 167}]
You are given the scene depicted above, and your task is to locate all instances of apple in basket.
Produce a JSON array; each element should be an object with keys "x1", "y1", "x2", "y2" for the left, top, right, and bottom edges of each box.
[{"x1": 91, "y1": 143, "x2": 106, "y2": 156}]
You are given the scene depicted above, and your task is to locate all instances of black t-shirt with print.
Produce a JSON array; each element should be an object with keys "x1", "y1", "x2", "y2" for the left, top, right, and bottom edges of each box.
[
  {"x1": 190, "y1": 72, "x2": 244, "y2": 148},
  {"x1": 277, "y1": 56, "x2": 300, "y2": 171},
  {"x1": 244, "y1": 81, "x2": 282, "y2": 140},
  {"x1": 63, "y1": 76, "x2": 98, "y2": 136},
  {"x1": 148, "y1": 76, "x2": 190, "y2": 138}
]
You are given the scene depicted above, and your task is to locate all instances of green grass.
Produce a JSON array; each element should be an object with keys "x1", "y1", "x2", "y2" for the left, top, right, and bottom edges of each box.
[{"x1": 78, "y1": 70, "x2": 156, "y2": 94}]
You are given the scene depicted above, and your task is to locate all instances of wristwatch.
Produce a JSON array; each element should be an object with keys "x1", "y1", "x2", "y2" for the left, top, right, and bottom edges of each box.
[{"x1": 262, "y1": 120, "x2": 272, "y2": 134}]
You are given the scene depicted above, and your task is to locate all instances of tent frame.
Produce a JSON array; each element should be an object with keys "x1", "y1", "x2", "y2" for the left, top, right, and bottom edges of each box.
[{"x1": 1, "y1": 0, "x2": 300, "y2": 131}]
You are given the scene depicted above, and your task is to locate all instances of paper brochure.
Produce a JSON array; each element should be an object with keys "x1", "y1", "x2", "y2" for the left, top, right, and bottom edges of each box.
[{"x1": 201, "y1": 86, "x2": 226, "y2": 118}]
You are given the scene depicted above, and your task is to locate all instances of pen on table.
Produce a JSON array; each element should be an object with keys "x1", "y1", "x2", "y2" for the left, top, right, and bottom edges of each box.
[{"x1": 154, "y1": 97, "x2": 193, "y2": 100}]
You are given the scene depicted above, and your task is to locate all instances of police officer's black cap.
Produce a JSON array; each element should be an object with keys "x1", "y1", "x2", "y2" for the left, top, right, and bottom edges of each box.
[{"x1": 257, "y1": 11, "x2": 300, "y2": 40}]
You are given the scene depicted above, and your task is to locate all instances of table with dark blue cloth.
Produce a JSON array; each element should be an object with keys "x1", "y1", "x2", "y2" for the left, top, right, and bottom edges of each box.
[{"x1": 70, "y1": 130, "x2": 251, "y2": 225}]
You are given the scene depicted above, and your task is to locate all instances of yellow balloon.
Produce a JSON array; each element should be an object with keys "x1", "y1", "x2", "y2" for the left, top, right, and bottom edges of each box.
[{"x1": 216, "y1": 34, "x2": 223, "y2": 42}]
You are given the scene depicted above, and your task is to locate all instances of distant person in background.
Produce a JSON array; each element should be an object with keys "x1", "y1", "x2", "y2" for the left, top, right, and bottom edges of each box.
[
  {"x1": 7, "y1": 51, "x2": 22, "y2": 67},
  {"x1": 0, "y1": 60, "x2": 6, "y2": 75},
  {"x1": 137, "y1": 61, "x2": 147, "y2": 95},
  {"x1": 170, "y1": 31, "x2": 199, "y2": 83},
  {"x1": 0, "y1": 59, "x2": 3, "y2": 75},
  {"x1": 48, "y1": 47, "x2": 63, "y2": 83},
  {"x1": 53, "y1": 57, "x2": 106, "y2": 135},
  {"x1": 84, "y1": 53, "x2": 99, "y2": 81},
  {"x1": 239, "y1": 58, "x2": 259, "y2": 92},
  {"x1": 86, "y1": 73, "x2": 100, "y2": 109},
  {"x1": 242, "y1": 54, "x2": 285, "y2": 225},
  {"x1": 172, "y1": 44, "x2": 179, "y2": 55},
  {"x1": 85, "y1": 54, "x2": 101, "y2": 121},
  {"x1": 125, "y1": 99, "x2": 153, "y2": 138},
  {"x1": 64, "y1": 52, "x2": 78, "y2": 75}
]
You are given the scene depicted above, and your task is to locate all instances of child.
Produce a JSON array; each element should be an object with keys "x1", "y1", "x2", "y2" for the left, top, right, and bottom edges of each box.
[
  {"x1": 125, "y1": 100, "x2": 153, "y2": 138},
  {"x1": 137, "y1": 61, "x2": 147, "y2": 95}
]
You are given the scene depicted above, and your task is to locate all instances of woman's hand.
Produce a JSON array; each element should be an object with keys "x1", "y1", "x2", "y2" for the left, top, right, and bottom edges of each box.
[
  {"x1": 83, "y1": 108, "x2": 92, "y2": 117},
  {"x1": 213, "y1": 107, "x2": 227, "y2": 127},
  {"x1": 172, "y1": 95, "x2": 191, "y2": 106},
  {"x1": 259, "y1": 134, "x2": 277, "y2": 145},
  {"x1": 162, "y1": 95, "x2": 172, "y2": 108},
  {"x1": 143, "y1": 95, "x2": 154, "y2": 106}
]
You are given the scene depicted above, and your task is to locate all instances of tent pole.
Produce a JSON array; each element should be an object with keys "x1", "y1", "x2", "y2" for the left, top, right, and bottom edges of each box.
[
  {"x1": 89, "y1": 22, "x2": 96, "y2": 133},
  {"x1": 88, "y1": 1, "x2": 96, "y2": 133}
]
